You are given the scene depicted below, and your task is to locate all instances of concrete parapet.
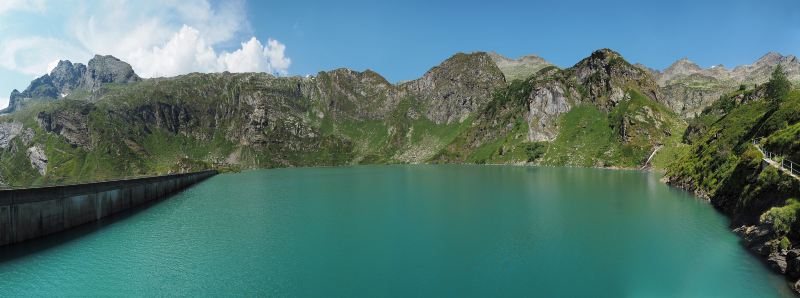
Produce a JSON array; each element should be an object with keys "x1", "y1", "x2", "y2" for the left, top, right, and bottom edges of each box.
[{"x1": 0, "y1": 170, "x2": 217, "y2": 246}]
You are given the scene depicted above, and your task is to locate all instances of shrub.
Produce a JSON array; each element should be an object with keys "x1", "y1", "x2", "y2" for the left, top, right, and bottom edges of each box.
[
  {"x1": 760, "y1": 198, "x2": 800, "y2": 235},
  {"x1": 781, "y1": 236, "x2": 792, "y2": 251},
  {"x1": 524, "y1": 142, "x2": 546, "y2": 162}
]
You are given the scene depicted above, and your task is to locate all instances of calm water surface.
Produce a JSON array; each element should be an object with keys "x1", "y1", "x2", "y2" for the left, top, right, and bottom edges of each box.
[{"x1": 0, "y1": 165, "x2": 793, "y2": 297}]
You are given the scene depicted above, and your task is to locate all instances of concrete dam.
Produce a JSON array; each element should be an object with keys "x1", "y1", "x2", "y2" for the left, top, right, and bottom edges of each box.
[{"x1": 0, "y1": 170, "x2": 217, "y2": 246}]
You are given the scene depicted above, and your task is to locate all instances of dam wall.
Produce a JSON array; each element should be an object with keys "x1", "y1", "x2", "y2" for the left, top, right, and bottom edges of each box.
[{"x1": 0, "y1": 170, "x2": 217, "y2": 246}]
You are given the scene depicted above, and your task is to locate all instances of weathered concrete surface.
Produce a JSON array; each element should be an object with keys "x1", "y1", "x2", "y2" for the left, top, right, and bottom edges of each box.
[{"x1": 0, "y1": 170, "x2": 216, "y2": 246}]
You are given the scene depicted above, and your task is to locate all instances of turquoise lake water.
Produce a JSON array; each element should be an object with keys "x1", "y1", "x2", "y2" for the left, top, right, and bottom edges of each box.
[{"x1": 0, "y1": 165, "x2": 794, "y2": 297}]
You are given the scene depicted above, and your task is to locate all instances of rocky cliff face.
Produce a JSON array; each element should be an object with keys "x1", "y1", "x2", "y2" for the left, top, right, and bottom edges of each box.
[
  {"x1": 36, "y1": 103, "x2": 95, "y2": 149},
  {"x1": 525, "y1": 79, "x2": 578, "y2": 142},
  {"x1": 1, "y1": 55, "x2": 141, "y2": 114}
]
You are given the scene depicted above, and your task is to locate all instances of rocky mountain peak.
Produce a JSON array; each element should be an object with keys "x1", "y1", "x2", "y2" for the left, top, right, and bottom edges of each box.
[
  {"x1": 755, "y1": 52, "x2": 783, "y2": 65},
  {"x1": 1, "y1": 54, "x2": 141, "y2": 114},
  {"x1": 728, "y1": 52, "x2": 799, "y2": 82},
  {"x1": 709, "y1": 64, "x2": 727, "y2": 70},
  {"x1": 658, "y1": 58, "x2": 703, "y2": 84},
  {"x1": 572, "y1": 49, "x2": 642, "y2": 82},
  {"x1": 594, "y1": 48, "x2": 623, "y2": 59},
  {"x1": 488, "y1": 52, "x2": 555, "y2": 82},
  {"x1": 674, "y1": 58, "x2": 701, "y2": 69},
  {"x1": 405, "y1": 52, "x2": 506, "y2": 124},
  {"x1": 570, "y1": 49, "x2": 624, "y2": 72},
  {"x1": 570, "y1": 49, "x2": 660, "y2": 109},
  {"x1": 83, "y1": 55, "x2": 140, "y2": 90},
  {"x1": 49, "y1": 60, "x2": 87, "y2": 95}
]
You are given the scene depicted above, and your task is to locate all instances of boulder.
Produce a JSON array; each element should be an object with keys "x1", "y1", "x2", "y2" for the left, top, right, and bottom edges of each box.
[
  {"x1": 786, "y1": 249, "x2": 800, "y2": 279},
  {"x1": 768, "y1": 252, "x2": 788, "y2": 274}
]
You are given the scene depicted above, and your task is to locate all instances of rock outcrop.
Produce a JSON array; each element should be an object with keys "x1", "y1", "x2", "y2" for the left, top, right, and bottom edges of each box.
[
  {"x1": 525, "y1": 81, "x2": 576, "y2": 141},
  {"x1": 26, "y1": 145, "x2": 47, "y2": 175},
  {"x1": 36, "y1": 103, "x2": 94, "y2": 149},
  {"x1": 0, "y1": 121, "x2": 23, "y2": 149}
]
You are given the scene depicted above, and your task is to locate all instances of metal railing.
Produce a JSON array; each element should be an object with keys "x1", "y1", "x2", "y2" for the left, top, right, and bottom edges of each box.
[{"x1": 753, "y1": 139, "x2": 800, "y2": 177}]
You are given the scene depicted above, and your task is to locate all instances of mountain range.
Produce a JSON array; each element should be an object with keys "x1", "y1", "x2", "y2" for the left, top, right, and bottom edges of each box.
[
  {"x1": 651, "y1": 52, "x2": 799, "y2": 117},
  {"x1": 0, "y1": 48, "x2": 797, "y2": 186}
]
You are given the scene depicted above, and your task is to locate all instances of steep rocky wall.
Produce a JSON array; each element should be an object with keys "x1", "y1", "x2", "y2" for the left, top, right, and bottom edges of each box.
[{"x1": 0, "y1": 170, "x2": 216, "y2": 246}]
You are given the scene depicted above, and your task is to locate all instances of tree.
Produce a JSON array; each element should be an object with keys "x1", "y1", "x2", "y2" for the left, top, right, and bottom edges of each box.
[{"x1": 766, "y1": 64, "x2": 791, "y2": 101}]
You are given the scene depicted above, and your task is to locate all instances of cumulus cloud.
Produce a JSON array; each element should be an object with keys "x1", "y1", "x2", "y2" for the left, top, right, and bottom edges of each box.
[
  {"x1": 128, "y1": 25, "x2": 290, "y2": 77},
  {"x1": 0, "y1": 0, "x2": 291, "y2": 79},
  {"x1": 219, "y1": 37, "x2": 291, "y2": 75}
]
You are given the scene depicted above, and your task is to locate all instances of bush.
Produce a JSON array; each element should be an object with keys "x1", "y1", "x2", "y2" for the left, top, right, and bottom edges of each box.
[
  {"x1": 524, "y1": 142, "x2": 546, "y2": 162},
  {"x1": 781, "y1": 236, "x2": 792, "y2": 250},
  {"x1": 760, "y1": 198, "x2": 800, "y2": 235}
]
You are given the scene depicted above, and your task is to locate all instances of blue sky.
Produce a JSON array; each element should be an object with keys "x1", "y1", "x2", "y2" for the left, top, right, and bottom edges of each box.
[{"x1": 1, "y1": 0, "x2": 798, "y2": 108}]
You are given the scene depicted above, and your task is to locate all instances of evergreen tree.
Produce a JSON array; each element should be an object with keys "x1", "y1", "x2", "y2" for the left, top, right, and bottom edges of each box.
[{"x1": 766, "y1": 64, "x2": 790, "y2": 101}]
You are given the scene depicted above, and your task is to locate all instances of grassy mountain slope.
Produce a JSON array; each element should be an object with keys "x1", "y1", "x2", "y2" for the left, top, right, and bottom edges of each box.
[
  {"x1": 0, "y1": 49, "x2": 714, "y2": 189},
  {"x1": 0, "y1": 50, "x2": 691, "y2": 187}
]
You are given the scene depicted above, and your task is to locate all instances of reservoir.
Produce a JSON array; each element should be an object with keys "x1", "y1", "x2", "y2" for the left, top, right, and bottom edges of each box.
[{"x1": 0, "y1": 165, "x2": 793, "y2": 296}]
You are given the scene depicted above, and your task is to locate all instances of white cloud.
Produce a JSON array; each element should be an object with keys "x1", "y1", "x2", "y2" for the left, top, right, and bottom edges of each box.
[
  {"x1": 0, "y1": 0, "x2": 45, "y2": 15},
  {"x1": 218, "y1": 37, "x2": 292, "y2": 75},
  {"x1": 0, "y1": 37, "x2": 88, "y2": 75},
  {"x1": 0, "y1": 0, "x2": 290, "y2": 79},
  {"x1": 127, "y1": 25, "x2": 290, "y2": 77}
]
